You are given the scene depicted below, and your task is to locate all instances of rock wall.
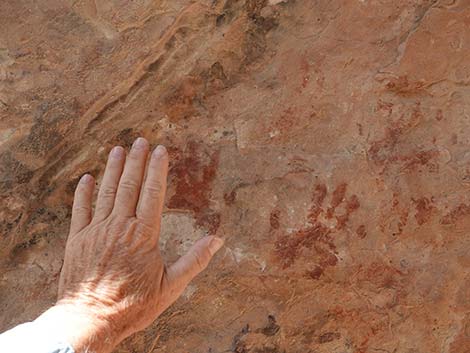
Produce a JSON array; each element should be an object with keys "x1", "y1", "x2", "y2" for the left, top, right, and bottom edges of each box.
[{"x1": 1, "y1": 1, "x2": 470, "y2": 352}]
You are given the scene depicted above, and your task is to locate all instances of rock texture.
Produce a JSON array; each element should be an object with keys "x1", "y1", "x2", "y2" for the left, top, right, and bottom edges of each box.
[{"x1": 1, "y1": 0, "x2": 470, "y2": 352}]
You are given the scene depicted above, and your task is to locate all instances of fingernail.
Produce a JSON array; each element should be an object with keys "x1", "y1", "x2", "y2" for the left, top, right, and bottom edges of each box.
[
  {"x1": 80, "y1": 174, "x2": 93, "y2": 184},
  {"x1": 208, "y1": 237, "x2": 224, "y2": 256},
  {"x1": 133, "y1": 137, "x2": 148, "y2": 150},
  {"x1": 152, "y1": 145, "x2": 167, "y2": 158},
  {"x1": 110, "y1": 146, "x2": 124, "y2": 159}
]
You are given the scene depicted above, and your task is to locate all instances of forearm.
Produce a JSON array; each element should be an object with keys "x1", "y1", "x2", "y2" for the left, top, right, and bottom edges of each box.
[{"x1": 35, "y1": 304, "x2": 118, "y2": 353}]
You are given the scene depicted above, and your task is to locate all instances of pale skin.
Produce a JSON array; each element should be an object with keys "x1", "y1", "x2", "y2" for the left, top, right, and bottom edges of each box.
[{"x1": 34, "y1": 137, "x2": 224, "y2": 353}]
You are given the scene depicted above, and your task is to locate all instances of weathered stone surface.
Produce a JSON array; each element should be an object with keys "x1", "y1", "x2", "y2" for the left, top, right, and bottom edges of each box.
[{"x1": 1, "y1": 1, "x2": 470, "y2": 352}]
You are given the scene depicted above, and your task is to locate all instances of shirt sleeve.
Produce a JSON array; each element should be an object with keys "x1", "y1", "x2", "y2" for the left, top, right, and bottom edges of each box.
[{"x1": 0, "y1": 322, "x2": 75, "y2": 353}]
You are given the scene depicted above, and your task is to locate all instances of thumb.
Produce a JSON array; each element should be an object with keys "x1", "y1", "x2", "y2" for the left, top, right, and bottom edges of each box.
[{"x1": 166, "y1": 236, "x2": 224, "y2": 289}]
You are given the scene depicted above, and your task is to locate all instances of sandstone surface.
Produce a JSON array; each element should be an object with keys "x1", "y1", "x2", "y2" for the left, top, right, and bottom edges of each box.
[{"x1": 1, "y1": 1, "x2": 470, "y2": 352}]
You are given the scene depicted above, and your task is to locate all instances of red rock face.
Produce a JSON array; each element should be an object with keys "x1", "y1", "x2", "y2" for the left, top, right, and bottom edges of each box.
[{"x1": 1, "y1": 1, "x2": 470, "y2": 352}]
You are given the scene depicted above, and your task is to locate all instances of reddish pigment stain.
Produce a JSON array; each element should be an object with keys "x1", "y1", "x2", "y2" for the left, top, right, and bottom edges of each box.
[
  {"x1": 336, "y1": 194, "x2": 360, "y2": 229},
  {"x1": 376, "y1": 99, "x2": 394, "y2": 116},
  {"x1": 357, "y1": 123, "x2": 364, "y2": 136},
  {"x1": 312, "y1": 183, "x2": 328, "y2": 207},
  {"x1": 326, "y1": 183, "x2": 347, "y2": 219},
  {"x1": 308, "y1": 183, "x2": 327, "y2": 220},
  {"x1": 168, "y1": 141, "x2": 221, "y2": 234},
  {"x1": 197, "y1": 212, "x2": 221, "y2": 235},
  {"x1": 367, "y1": 103, "x2": 438, "y2": 173},
  {"x1": 412, "y1": 197, "x2": 435, "y2": 225},
  {"x1": 385, "y1": 75, "x2": 427, "y2": 96},
  {"x1": 360, "y1": 262, "x2": 404, "y2": 289},
  {"x1": 306, "y1": 266, "x2": 324, "y2": 280},
  {"x1": 385, "y1": 192, "x2": 410, "y2": 236},
  {"x1": 274, "y1": 223, "x2": 331, "y2": 269},
  {"x1": 163, "y1": 77, "x2": 203, "y2": 121},
  {"x1": 223, "y1": 189, "x2": 236, "y2": 205},
  {"x1": 440, "y1": 203, "x2": 470, "y2": 225},
  {"x1": 330, "y1": 183, "x2": 347, "y2": 208},
  {"x1": 270, "y1": 209, "x2": 281, "y2": 230},
  {"x1": 275, "y1": 182, "x2": 360, "y2": 273},
  {"x1": 399, "y1": 150, "x2": 437, "y2": 171},
  {"x1": 318, "y1": 332, "x2": 340, "y2": 344},
  {"x1": 356, "y1": 225, "x2": 367, "y2": 239},
  {"x1": 273, "y1": 107, "x2": 296, "y2": 134}
]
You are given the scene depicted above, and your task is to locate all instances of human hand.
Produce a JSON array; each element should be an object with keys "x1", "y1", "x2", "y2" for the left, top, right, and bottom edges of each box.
[{"x1": 37, "y1": 138, "x2": 224, "y2": 353}]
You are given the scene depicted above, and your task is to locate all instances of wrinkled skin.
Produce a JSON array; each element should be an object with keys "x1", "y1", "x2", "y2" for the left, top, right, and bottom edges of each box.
[{"x1": 36, "y1": 138, "x2": 224, "y2": 353}]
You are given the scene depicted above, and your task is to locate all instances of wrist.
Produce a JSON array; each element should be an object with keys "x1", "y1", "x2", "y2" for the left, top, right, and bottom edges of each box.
[{"x1": 36, "y1": 301, "x2": 119, "y2": 353}]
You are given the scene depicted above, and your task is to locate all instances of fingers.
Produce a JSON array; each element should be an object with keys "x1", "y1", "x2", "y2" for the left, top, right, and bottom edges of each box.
[
  {"x1": 94, "y1": 146, "x2": 125, "y2": 221},
  {"x1": 113, "y1": 138, "x2": 150, "y2": 217},
  {"x1": 70, "y1": 174, "x2": 95, "y2": 235},
  {"x1": 136, "y1": 145, "x2": 169, "y2": 228},
  {"x1": 166, "y1": 236, "x2": 224, "y2": 291}
]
